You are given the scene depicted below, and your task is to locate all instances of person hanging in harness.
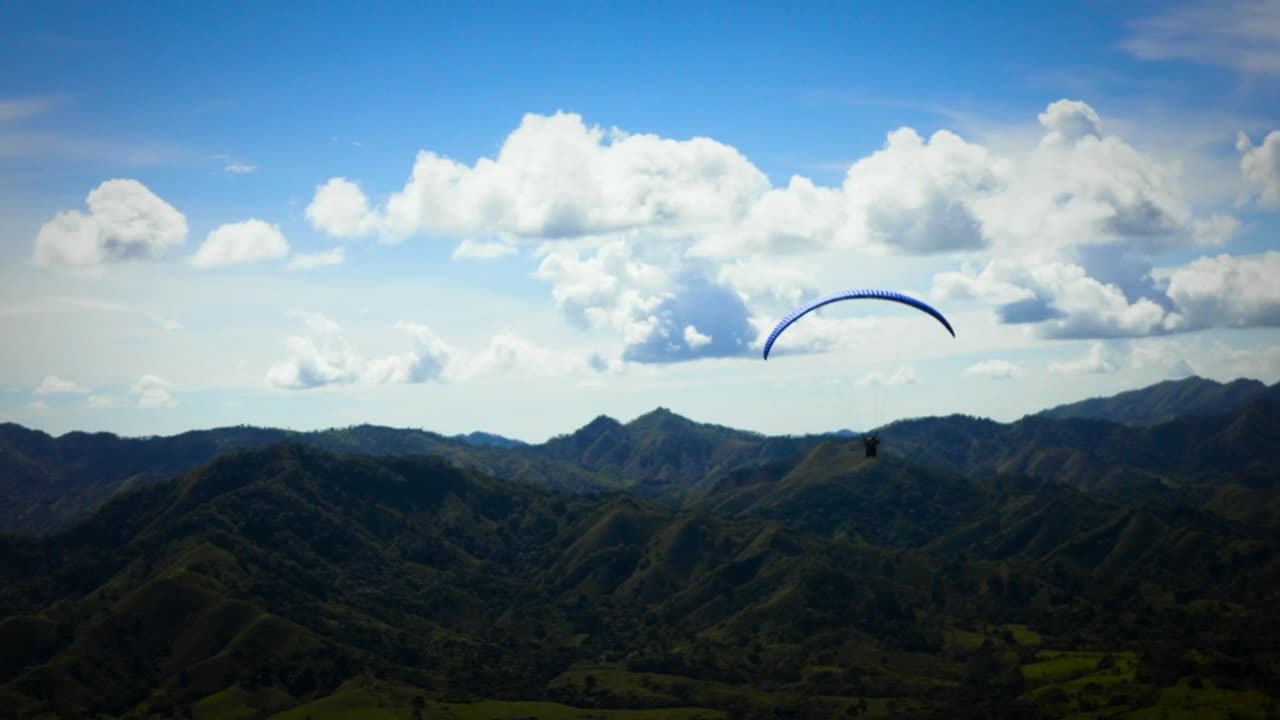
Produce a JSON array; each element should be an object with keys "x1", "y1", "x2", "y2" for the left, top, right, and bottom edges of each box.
[{"x1": 862, "y1": 432, "x2": 880, "y2": 459}]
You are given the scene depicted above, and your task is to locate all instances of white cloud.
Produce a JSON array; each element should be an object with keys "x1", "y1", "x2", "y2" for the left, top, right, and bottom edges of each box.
[
  {"x1": 87, "y1": 394, "x2": 114, "y2": 409},
  {"x1": 33, "y1": 374, "x2": 87, "y2": 394},
  {"x1": 1121, "y1": 0, "x2": 1280, "y2": 74},
  {"x1": 1125, "y1": 337, "x2": 1197, "y2": 377},
  {"x1": 1207, "y1": 341, "x2": 1280, "y2": 382},
  {"x1": 192, "y1": 219, "x2": 289, "y2": 268},
  {"x1": 1122, "y1": 336, "x2": 1279, "y2": 382},
  {"x1": 963, "y1": 359, "x2": 1023, "y2": 379},
  {"x1": 33, "y1": 179, "x2": 188, "y2": 269},
  {"x1": 533, "y1": 239, "x2": 756, "y2": 363},
  {"x1": 305, "y1": 178, "x2": 380, "y2": 239},
  {"x1": 1038, "y1": 99, "x2": 1102, "y2": 145},
  {"x1": 841, "y1": 127, "x2": 1002, "y2": 255},
  {"x1": 265, "y1": 312, "x2": 594, "y2": 390},
  {"x1": 374, "y1": 111, "x2": 769, "y2": 243},
  {"x1": 131, "y1": 374, "x2": 177, "y2": 408},
  {"x1": 209, "y1": 153, "x2": 258, "y2": 175},
  {"x1": 683, "y1": 324, "x2": 712, "y2": 349},
  {"x1": 854, "y1": 365, "x2": 918, "y2": 386},
  {"x1": 1049, "y1": 342, "x2": 1121, "y2": 375},
  {"x1": 1237, "y1": 130, "x2": 1280, "y2": 209},
  {"x1": 28, "y1": 400, "x2": 49, "y2": 411},
  {"x1": 933, "y1": 257, "x2": 1176, "y2": 339},
  {"x1": 286, "y1": 247, "x2": 346, "y2": 271},
  {"x1": 975, "y1": 102, "x2": 1227, "y2": 259},
  {"x1": 1157, "y1": 251, "x2": 1280, "y2": 330},
  {"x1": 452, "y1": 238, "x2": 518, "y2": 260},
  {"x1": 307, "y1": 101, "x2": 1242, "y2": 358}
]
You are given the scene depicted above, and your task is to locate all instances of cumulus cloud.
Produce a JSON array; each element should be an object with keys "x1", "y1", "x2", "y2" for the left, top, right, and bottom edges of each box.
[
  {"x1": 86, "y1": 394, "x2": 114, "y2": 409},
  {"x1": 1207, "y1": 341, "x2": 1280, "y2": 382},
  {"x1": 131, "y1": 374, "x2": 176, "y2": 408},
  {"x1": 286, "y1": 246, "x2": 346, "y2": 271},
  {"x1": 377, "y1": 111, "x2": 769, "y2": 242},
  {"x1": 1126, "y1": 338, "x2": 1197, "y2": 377},
  {"x1": 33, "y1": 179, "x2": 187, "y2": 269},
  {"x1": 1237, "y1": 130, "x2": 1280, "y2": 209},
  {"x1": 1038, "y1": 99, "x2": 1102, "y2": 145},
  {"x1": 963, "y1": 359, "x2": 1023, "y2": 379},
  {"x1": 265, "y1": 312, "x2": 596, "y2": 390},
  {"x1": 305, "y1": 178, "x2": 380, "y2": 239},
  {"x1": 845, "y1": 128, "x2": 1002, "y2": 255},
  {"x1": 192, "y1": 219, "x2": 289, "y2": 268},
  {"x1": 28, "y1": 400, "x2": 48, "y2": 411},
  {"x1": 1049, "y1": 342, "x2": 1121, "y2": 375},
  {"x1": 305, "y1": 101, "x2": 1245, "y2": 357},
  {"x1": 933, "y1": 257, "x2": 1176, "y2": 338},
  {"x1": 854, "y1": 365, "x2": 918, "y2": 387},
  {"x1": 33, "y1": 374, "x2": 87, "y2": 394},
  {"x1": 1122, "y1": 336, "x2": 1279, "y2": 382},
  {"x1": 531, "y1": 236, "x2": 759, "y2": 363},
  {"x1": 683, "y1": 325, "x2": 711, "y2": 349},
  {"x1": 1157, "y1": 251, "x2": 1280, "y2": 330}
]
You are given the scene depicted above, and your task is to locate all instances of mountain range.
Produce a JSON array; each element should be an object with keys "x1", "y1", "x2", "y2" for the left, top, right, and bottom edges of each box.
[{"x1": 1, "y1": 375, "x2": 1278, "y2": 719}]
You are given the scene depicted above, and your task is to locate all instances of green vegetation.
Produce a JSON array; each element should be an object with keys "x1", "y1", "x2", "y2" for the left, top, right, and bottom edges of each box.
[{"x1": 1, "y1": 378, "x2": 1278, "y2": 718}]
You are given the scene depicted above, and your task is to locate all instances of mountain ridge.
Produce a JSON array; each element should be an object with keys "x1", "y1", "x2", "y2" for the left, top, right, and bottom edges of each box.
[
  {"x1": 3, "y1": 376, "x2": 1278, "y2": 536},
  {"x1": 3, "y1": 438, "x2": 1278, "y2": 719}
]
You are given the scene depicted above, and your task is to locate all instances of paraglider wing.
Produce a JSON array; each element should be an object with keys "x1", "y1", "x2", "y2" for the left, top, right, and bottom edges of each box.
[{"x1": 762, "y1": 289, "x2": 955, "y2": 360}]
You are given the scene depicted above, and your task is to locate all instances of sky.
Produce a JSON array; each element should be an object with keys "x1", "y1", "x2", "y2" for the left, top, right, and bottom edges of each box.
[{"x1": 2, "y1": 0, "x2": 1279, "y2": 442}]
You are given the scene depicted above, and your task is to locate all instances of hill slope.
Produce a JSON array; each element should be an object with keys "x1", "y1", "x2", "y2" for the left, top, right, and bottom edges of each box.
[
  {"x1": 883, "y1": 397, "x2": 1280, "y2": 521},
  {"x1": 3, "y1": 443, "x2": 1278, "y2": 719},
  {"x1": 1035, "y1": 376, "x2": 1277, "y2": 426}
]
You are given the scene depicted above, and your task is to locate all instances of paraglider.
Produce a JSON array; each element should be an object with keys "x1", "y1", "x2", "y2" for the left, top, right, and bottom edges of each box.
[
  {"x1": 862, "y1": 432, "x2": 880, "y2": 458},
  {"x1": 762, "y1": 289, "x2": 955, "y2": 361},
  {"x1": 761, "y1": 289, "x2": 955, "y2": 459}
]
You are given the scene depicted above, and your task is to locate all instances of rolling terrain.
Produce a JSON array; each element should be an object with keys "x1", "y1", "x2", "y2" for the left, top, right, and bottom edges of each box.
[{"x1": 1, "y1": 377, "x2": 1278, "y2": 718}]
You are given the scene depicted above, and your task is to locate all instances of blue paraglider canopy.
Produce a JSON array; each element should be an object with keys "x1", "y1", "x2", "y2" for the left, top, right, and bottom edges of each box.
[{"x1": 762, "y1": 289, "x2": 955, "y2": 360}]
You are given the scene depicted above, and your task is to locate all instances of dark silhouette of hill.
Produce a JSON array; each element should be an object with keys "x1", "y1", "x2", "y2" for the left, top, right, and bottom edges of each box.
[
  {"x1": 451, "y1": 430, "x2": 528, "y2": 448},
  {"x1": 882, "y1": 397, "x2": 1280, "y2": 521},
  {"x1": 0, "y1": 408, "x2": 852, "y2": 535},
  {"x1": 2, "y1": 437, "x2": 1278, "y2": 719},
  {"x1": 1035, "y1": 375, "x2": 1279, "y2": 426},
  {"x1": 530, "y1": 407, "x2": 833, "y2": 497},
  {"x1": 0, "y1": 422, "x2": 608, "y2": 535},
  {"x1": 6, "y1": 376, "x2": 1280, "y2": 537}
]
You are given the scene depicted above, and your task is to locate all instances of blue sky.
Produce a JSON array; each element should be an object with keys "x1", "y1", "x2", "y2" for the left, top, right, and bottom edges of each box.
[{"x1": 2, "y1": 0, "x2": 1278, "y2": 441}]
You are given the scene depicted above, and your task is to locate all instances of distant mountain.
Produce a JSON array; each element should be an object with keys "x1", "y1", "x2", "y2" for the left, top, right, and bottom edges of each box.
[
  {"x1": 2, "y1": 442, "x2": 1276, "y2": 719},
  {"x1": 531, "y1": 407, "x2": 830, "y2": 495},
  {"x1": 0, "y1": 423, "x2": 601, "y2": 535},
  {"x1": 883, "y1": 397, "x2": 1280, "y2": 517},
  {"x1": 1034, "y1": 375, "x2": 1277, "y2": 426},
  {"x1": 4, "y1": 376, "x2": 1278, "y2": 537},
  {"x1": 0, "y1": 408, "x2": 834, "y2": 535},
  {"x1": 451, "y1": 430, "x2": 528, "y2": 448}
]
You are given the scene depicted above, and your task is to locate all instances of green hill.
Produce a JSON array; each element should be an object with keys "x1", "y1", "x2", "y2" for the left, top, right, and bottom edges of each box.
[
  {"x1": 882, "y1": 397, "x2": 1280, "y2": 520},
  {"x1": 2, "y1": 438, "x2": 1278, "y2": 719},
  {"x1": 1035, "y1": 376, "x2": 1277, "y2": 426}
]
